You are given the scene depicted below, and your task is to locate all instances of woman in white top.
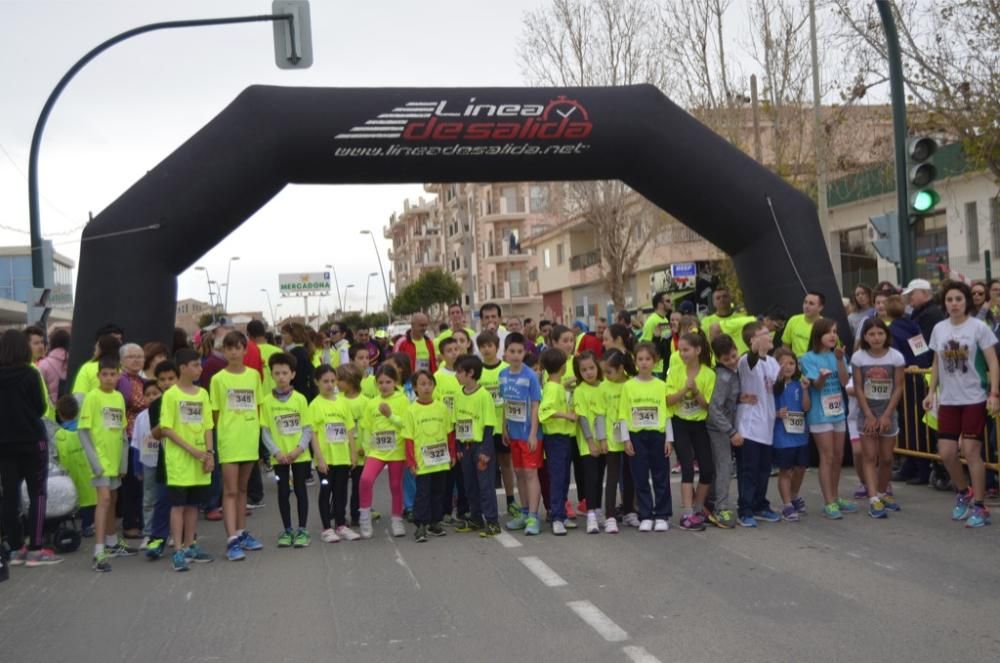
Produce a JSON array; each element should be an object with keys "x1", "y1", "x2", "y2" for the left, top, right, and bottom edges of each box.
[{"x1": 922, "y1": 280, "x2": 999, "y2": 529}]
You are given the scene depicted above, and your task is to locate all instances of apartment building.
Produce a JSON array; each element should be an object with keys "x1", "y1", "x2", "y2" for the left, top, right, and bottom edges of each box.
[{"x1": 384, "y1": 196, "x2": 443, "y2": 293}]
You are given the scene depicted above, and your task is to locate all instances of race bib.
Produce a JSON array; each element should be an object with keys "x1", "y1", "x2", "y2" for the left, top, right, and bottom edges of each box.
[
  {"x1": 631, "y1": 406, "x2": 659, "y2": 429},
  {"x1": 415, "y1": 358, "x2": 431, "y2": 371},
  {"x1": 373, "y1": 430, "x2": 396, "y2": 452},
  {"x1": 456, "y1": 419, "x2": 474, "y2": 441},
  {"x1": 783, "y1": 411, "x2": 806, "y2": 434},
  {"x1": 227, "y1": 389, "x2": 255, "y2": 411},
  {"x1": 679, "y1": 397, "x2": 702, "y2": 418},
  {"x1": 102, "y1": 407, "x2": 124, "y2": 429},
  {"x1": 907, "y1": 335, "x2": 929, "y2": 357},
  {"x1": 179, "y1": 401, "x2": 203, "y2": 424},
  {"x1": 274, "y1": 413, "x2": 301, "y2": 435},
  {"x1": 487, "y1": 385, "x2": 503, "y2": 406},
  {"x1": 505, "y1": 400, "x2": 527, "y2": 423},
  {"x1": 325, "y1": 422, "x2": 347, "y2": 443},
  {"x1": 420, "y1": 442, "x2": 449, "y2": 468},
  {"x1": 821, "y1": 393, "x2": 844, "y2": 418},
  {"x1": 864, "y1": 379, "x2": 892, "y2": 401},
  {"x1": 141, "y1": 434, "x2": 160, "y2": 454}
]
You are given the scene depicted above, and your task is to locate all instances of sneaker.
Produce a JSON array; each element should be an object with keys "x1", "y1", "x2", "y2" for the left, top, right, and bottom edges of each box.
[
  {"x1": 247, "y1": 501, "x2": 265, "y2": 509},
  {"x1": 792, "y1": 497, "x2": 807, "y2": 514},
  {"x1": 93, "y1": 551, "x2": 113, "y2": 572},
  {"x1": 563, "y1": 518, "x2": 578, "y2": 530},
  {"x1": 577, "y1": 499, "x2": 587, "y2": 514},
  {"x1": 390, "y1": 517, "x2": 406, "y2": 537},
  {"x1": 671, "y1": 463, "x2": 681, "y2": 474},
  {"x1": 965, "y1": 505, "x2": 991, "y2": 528},
  {"x1": 25, "y1": 548, "x2": 64, "y2": 567},
  {"x1": 404, "y1": 509, "x2": 414, "y2": 523},
  {"x1": 170, "y1": 550, "x2": 188, "y2": 572},
  {"x1": 868, "y1": 499, "x2": 888, "y2": 519},
  {"x1": 781, "y1": 505, "x2": 800, "y2": 522},
  {"x1": 8, "y1": 547, "x2": 27, "y2": 566},
  {"x1": 853, "y1": 483, "x2": 868, "y2": 499},
  {"x1": 754, "y1": 509, "x2": 781, "y2": 523},
  {"x1": 679, "y1": 514, "x2": 704, "y2": 531},
  {"x1": 108, "y1": 539, "x2": 138, "y2": 557},
  {"x1": 623, "y1": 512, "x2": 641, "y2": 528},
  {"x1": 441, "y1": 514, "x2": 455, "y2": 526},
  {"x1": 586, "y1": 512, "x2": 600, "y2": 534},
  {"x1": 226, "y1": 539, "x2": 246, "y2": 561},
  {"x1": 139, "y1": 537, "x2": 150, "y2": 551},
  {"x1": 507, "y1": 502, "x2": 523, "y2": 518},
  {"x1": 638, "y1": 519, "x2": 653, "y2": 532},
  {"x1": 277, "y1": 529, "x2": 294, "y2": 547},
  {"x1": 454, "y1": 517, "x2": 482, "y2": 533},
  {"x1": 239, "y1": 531, "x2": 264, "y2": 551},
  {"x1": 565, "y1": 501, "x2": 577, "y2": 519},
  {"x1": 506, "y1": 515, "x2": 527, "y2": 530},
  {"x1": 293, "y1": 528, "x2": 311, "y2": 547},
  {"x1": 690, "y1": 512, "x2": 707, "y2": 527},
  {"x1": 823, "y1": 502, "x2": 843, "y2": 520},
  {"x1": 336, "y1": 525, "x2": 362, "y2": 541},
  {"x1": 145, "y1": 538, "x2": 166, "y2": 559},
  {"x1": 738, "y1": 515, "x2": 758, "y2": 528},
  {"x1": 707, "y1": 510, "x2": 735, "y2": 529},
  {"x1": 952, "y1": 489, "x2": 973, "y2": 520},
  {"x1": 371, "y1": 510, "x2": 382, "y2": 522},
  {"x1": 479, "y1": 522, "x2": 502, "y2": 537},
  {"x1": 185, "y1": 544, "x2": 214, "y2": 563},
  {"x1": 359, "y1": 512, "x2": 373, "y2": 539},
  {"x1": 595, "y1": 508, "x2": 606, "y2": 526},
  {"x1": 205, "y1": 508, "x2": 223, "y2": 522},
  {"x1": 552, "y1": 520, "x2": 567, "y2": 536},
  {"x1": 320, "y1": 528, "x2": 340, "y2": 543},
  {"x1": 524, "y1": 515, "x2": 541, "y2": 536},
  {"x1": 426, "y1": 523, "x2": 447, "y2": 537},
  {"x1": 654, "y1": 519, "x2": 670, "y2": 532},
  {"x1": 604, "y1": 517, "x2": 619, "y2": 534},
  {"x1": 836, "y1": 498, "x2": 858, "y2": 514},
  {"x1": 414, "y1": 525, "x2": 428, "y2": 543},
  {"x1": 305, "y1": 474, "x2": 316, "y2": 487},
  {"x1": 81, "y1": 525, "x2": 95, "y2": 538},
  {"x1": 880, "y1": 494, "x2": 901, "y2": 512}
]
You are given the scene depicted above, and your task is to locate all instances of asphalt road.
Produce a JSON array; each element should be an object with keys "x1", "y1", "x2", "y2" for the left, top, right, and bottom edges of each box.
[{"x1": 2, "y1": 471, "x2": 998, "y2": 663}]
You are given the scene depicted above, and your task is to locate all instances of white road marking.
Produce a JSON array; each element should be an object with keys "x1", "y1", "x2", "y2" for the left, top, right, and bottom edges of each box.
[
  {"x1": 519, "y1": 556, "x2": 568, "y2": 587},
  {"x1": 566, "y1": 600, "x2": 629, "y2": 642},
  {"x1": 874, "y1": 561, "x2": 896, "y2": 571},
  {"x1": 623, "y1": 645, "x2": 663, "y2": 663},
  {"x1": 387, "y1": 532, "x2": 421, "y2": 590},
  {"x1": 495, "y1": 532, "x2": 523, "y2": 548}
]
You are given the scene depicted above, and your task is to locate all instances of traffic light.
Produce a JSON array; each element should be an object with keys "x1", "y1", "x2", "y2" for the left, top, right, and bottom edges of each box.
[
  {"x1": 906, "y1": 136, "x2": 940, "y2": 214},
  {"x1": 869, "y1": 211, "x2": 900, "y2": 264}
]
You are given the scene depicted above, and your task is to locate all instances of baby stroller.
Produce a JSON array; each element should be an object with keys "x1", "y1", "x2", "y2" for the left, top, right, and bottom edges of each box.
[{"x1": 20, "y1": 460, "x2": 82, "y2": 554}]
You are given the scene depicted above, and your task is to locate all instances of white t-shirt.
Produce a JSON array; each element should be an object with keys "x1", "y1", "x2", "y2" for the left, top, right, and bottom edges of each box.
[
  {"x1": 851, "y1": 348, "x2": 905, "y2": 416},
  {"x1": 929, "y1": 317, "x2": 997, "y2": 405},
  {"x1": 736, "y1": 354, "x2": 779, "y2": 445}
]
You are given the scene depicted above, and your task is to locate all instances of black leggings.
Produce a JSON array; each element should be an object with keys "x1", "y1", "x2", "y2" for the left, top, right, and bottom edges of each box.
[
  {"x1": 604, "y1": 452, "x2": 623, "y2": 515},
  {"x1": 620, "y1": 453, "x2": 635, "y2": 514},
  {"x1": 582, "y1": 454, "x2": 606, "y2": 510},
  {"x1": 0, "y1": 441, "x2": 48, "y2": 551},
  {"x1": 571, "y1": 442, "x2": 586, "y2": 504},
  {"x1": 349, "y1": 465, "x2": 362, "y2": 524},
  {"x1": 274, "y1": 463, "x2": 310, "y2": 530},
  {"x1": 318, "y1": 466, "x2": 350, "y2": 529},
  {"x1": 672, "y1": 418, "x2": 715, "y2": 485}
]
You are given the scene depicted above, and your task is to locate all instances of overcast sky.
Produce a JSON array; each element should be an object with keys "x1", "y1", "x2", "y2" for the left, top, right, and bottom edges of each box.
[{"x1": 1, "y1": 0, "x2": 852, "y2": 322}]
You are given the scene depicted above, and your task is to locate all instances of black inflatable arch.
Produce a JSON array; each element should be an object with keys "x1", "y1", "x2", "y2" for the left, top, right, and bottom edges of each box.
[{"x1": 69, "y1": 85, "x2": 844, "y2": 370}]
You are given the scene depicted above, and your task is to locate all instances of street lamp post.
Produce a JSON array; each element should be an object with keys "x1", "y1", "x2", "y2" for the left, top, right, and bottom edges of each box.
[
  {"x1": 260, "y1": 288, "x2": 276, "y2": 326},
  {"x1": 223, "y1": 256, "x2": 240, "y2": 313},
  {"x1": 194, "y1": 266, "x2": 216, "y2": 323},
  {"x1": 364, "y1": 271, "x2": 378, "y2": 315},
  {"x1": 360, "y1": 230, "x2": 390, "y2": 313},
  {"x1": 342, "y1": 284, "x2": 355, "y2": 312},
  {"x1": 325, "y1": 263, "x2": 343, "y2": 312}
]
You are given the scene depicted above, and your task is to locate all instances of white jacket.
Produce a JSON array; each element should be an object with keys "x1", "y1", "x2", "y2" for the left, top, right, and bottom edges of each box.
[{"x1": 736, "y1": 353, "x2": 779, "y2": 446}]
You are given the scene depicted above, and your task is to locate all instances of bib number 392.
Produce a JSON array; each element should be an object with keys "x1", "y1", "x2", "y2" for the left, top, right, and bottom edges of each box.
[{"x1": 373, "y1": 431, "x2": 396, "y2": 452}]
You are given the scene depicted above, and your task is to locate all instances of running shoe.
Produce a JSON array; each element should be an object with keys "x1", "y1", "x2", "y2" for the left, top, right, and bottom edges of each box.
[
  {"x1": 653, "y1": 519, "x2": 670, "y2": 532},
  {"x1": 690, "y1": 512, "x2": 707, "y2": 527},
  {"x1": 139, "y1": 537, "x2": 150, "y2": 551},
  {"x1": 414, "y1": 525, "x2": 428, "y2": 543},
  {"x1": 371, "y1": 510, "x2": 382, "y2": 522},
  {"x1": 185, "y1": 544, "x2": 214, "y2": 563},
  {"x1": 507, "y1": 501, "x2": 523, "y2": 518},
  {"x1": 867, "y1": 499, "x2": 887, "y2": 519},
  {"x1": 577, "y1": 499, "x2": 587, "y2": 514},
  {"x1": 277, "y1": 529, "x2": 294, "y2": 547},
  {"x1": 853, "y1": 483, "x2": 868, "y2": 499},
  {"x1": 792, "y1": 497, "x2": 807, "y2": 514},
  {"x1": 781, "y1": 505, "x2": 800, "y2": 522},
  {"x1": 426, "y1": 523, "x2": 447, "y2": 537},
  {"x1": 707, "y1": 510, "x2": 735, "y2": 529},
  {"x1": 170, "y1": 550, "x2": 188, "y2": 573},
  {"x1": 952, "y1": 489, "x2": 973, "y2": 521},
  {"x1": 205, "y1": 508, "x2": 223, "y2": 522},
  {"x1": 479, "y1": 522, "x2": 502, "y2": 537},
  {"x1": 247, "y1": 500, "x2": 265, "y2": 509},
  {"x1": 880, "y1": 495, "x2": 901, "y2": 512},
  {"x1": 738, "y1": 515, "x2": 758, "y2": 528},
  {"x1": 320, "y1": 528, "x2": 340, "y2": 543},
  {"x1": 679, "y1": 514, "x2": 705, "y2": 531},
  {"x1": 604, "y1": 517, "x2": 619, "y2": 534},
  {"x1": 754, "y1": 509, "x2": 781, "y2": 523},
  {"x1": 239, "y1": 531, "x2": 264, "y2": 551},
  {"x1": 563, "y1": 518, "x2": 578, "y2": 530},
  {"x1": 226, "y1": 539, "x2": 246, "y2": 561},
  {"x1": 586, "y1": 512, "x2": 600, "y2": 534},
  {"x1": 552, "y1": 520, "x2": 567, "y2": 536},
  {"x1": 25, "y1": 548, "x2": 64, "y2": 567},
  {"x1": 293, "y1": 528, "x2": 311, "y2": 547},
  {"x1": 671, "y1": 464, "x2": 681, "y2": 474},
  {"x1": 359, "y1": 512, "x2": 373, "y2": 539},
  {"x1": 81, "y1": 525, "x2": 95, "y2": 538},
  {"x1": 93, "y1": 551, "x2": 113, "y2": 572},
  {"x1": 335, "y1": 525, "x2": 361, "y2": 541},
  {"x1": 108, "y1": 539, "x2": 138, "y2": 557},
  {"x1": 506, "y1": 515, "x2": 527, "y2": 530},
  {"x1": 638, "y1": 519, "x2": 653, "y2": 532},
  {"x1": 524, "y1": 515, "x2": 541, "y2": 536},
  {"x1": 8, "y1": 547, "x2": 27, "y2": 566},
  {"x1": 965, "y1": 505, "x2": 991, "y2": 528},
  {"x1": 835, "y1": 498, "x2": 858, "y2": 514},
  {"x1": 404, "y1": 509, "x2": 414, "y2": 523},
  {"x1": 441, "y1": 513, "x2": 454, "y2": 525},
  {"x1": 145, "y1": 538, "x2": 165, "y2": 560},
  {"x1": 823, "y1": 502, "x2": 843, "y2": 520},
  {"x1": 305, "y1": 474, "x2": 316, "y2": 487},
  {"x1": 565, "y1": 501, "x2": 577, "y2": 519}
]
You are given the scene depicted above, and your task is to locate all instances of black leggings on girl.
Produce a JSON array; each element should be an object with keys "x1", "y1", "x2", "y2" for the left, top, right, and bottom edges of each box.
[
  {"x1": 274, "y1": 462, "x2": 310, "y2": 530},
  {"x1": 672, "y1": 418, "x2": 716, "y2": 485},
  {"x1": 318, "y1": 465, "x2": 351, "y2": 529},
  {"x1": 582, "y1": 454, "x2": 606, "y2": 510}
]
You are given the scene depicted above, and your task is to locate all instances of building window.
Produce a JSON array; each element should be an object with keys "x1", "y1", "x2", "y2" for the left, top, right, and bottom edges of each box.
[
  {"x1": 838, "y1": 227, "x2": 877, "y2": 296},
  {"x1": 991, "y1": 198, "x2": 1000, "y2": 257},
  {"x1": 544, "y1": 248, "x2": 551, "y2": 269},
  {"x1": 966, "y1": 201, "x2": 980, "y2": 263},
  {"x1": 500, "y1": 186, "x2": 520, "y2": 214},
  {"x1": 557, "y1": 243, "x2": 564, "y2": 265},
  {"x1": 529, "y1": 185, "x2": 549, "y2": 213}
]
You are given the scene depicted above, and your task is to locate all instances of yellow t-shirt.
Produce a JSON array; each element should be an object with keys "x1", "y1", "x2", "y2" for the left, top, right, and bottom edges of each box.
[
  {"x1": 783, "y1": 314, "x2": 815, "y2": 358},
  {"x1": 361, "y1": 374, "x2": 377, "y2": 399},
  {"x1": 160, "y1": 385, "x2": 214, "y2": 487},
  {"x1": 573, "y1": 380, "x2": 605, "y2": 455},
  {"x1": 260, "y1": 391, "x2": 312, "y2": 463},
  {"x1": 480, "y1": 360, "x2": 509, "y2": 431},
  {"x1": 453, "y1": 386, "x2": 497, "y2": 444},
  {"x1": 340, "y1": 392, "x2": 370, "y2": 457},
  {"x1": 32, "y1": 364, "x2": 55, "y2": 421},
  {"x1": 257, "y1": 343, "x2": 282, "y2": 394},
  {"x1": 665, "y1": 362, "x2": 716, "y2": 421},
  {"x1": 539, "y1": 381, "x2": 575, "y2": 436},
  {"x1": 435, "y1": 326, "x2": 475, "y2": 354},
  {"x1": 703, "y1": 313, "x2": 756, "y2": 355},
  {"x1": 618, "y1": 377, "x2": 669, "y2": 433},
  {"x1": 363, "y1": 391, "x2": 410, "y2": 461},
  {"x1": 640, "y1": 311, "x2": 670, "y2": 373},
  {"x1": 55, "y1": 427, "x2": 97, "y2": 507},
  {"x1": 599, "y1": 379, "x2": 627, "y2": 452},
  {"x1": 403, "y1": 400, "x2": 453, "y2": 475},
  {"x1": 209, "y1": 368, "x2": 262, "y2": 463},
  {"x1": 72, "y1": 359, "x2": 99, "y2": 398},
  {"x1": 308, "y1": 395, "x2": 356, "y2": 466},
  {"x1": 433, "y1": 367, "x2": 461, "y2": 416},
  {"x1": 78, "y1": 388, "x2": 126, "y2": 477}
]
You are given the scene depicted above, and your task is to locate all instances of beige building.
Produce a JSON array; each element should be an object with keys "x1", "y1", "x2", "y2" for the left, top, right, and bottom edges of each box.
[{"x1": 384, "y1": 197, "x2": 442, "y2": 293}]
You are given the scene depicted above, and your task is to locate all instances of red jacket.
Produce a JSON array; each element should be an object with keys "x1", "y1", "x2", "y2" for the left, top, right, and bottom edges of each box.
[
  {"x1": 394, "y1": 333, "x2": 438, "y2": 374},
  {"x1": 576, "y1": 332, "x2": 604, "y2": 360}
]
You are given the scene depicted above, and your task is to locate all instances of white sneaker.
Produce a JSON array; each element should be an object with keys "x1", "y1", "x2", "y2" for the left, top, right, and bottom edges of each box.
[
  {"x1": 139, "y1": 537, "x2": 149, "y2": 551},
  {"x1": 359, "y1": 510, "x2": 373, "y2": 539},
  {"x1": 623, "y1": 512, "x2": 641, "y2": 528},
  {"x1": 595, "y1": 508, "x2": 606, "y2": 526},
  {"x1": 320, "y1": 528, "x2": 340, "y2": 543},
  {"x1": 335, "y1": 525, "x2": 361, "y2": 541},
  {"x1": 604, "y1": 517, "x2": 619, "y2": 534},
  {"x1": 638, "y1": 519, "x2": 653, "y2": 532},
  {"x1": 552, "y1": 520, "x2": 567, "y2": 536},
  {"x1": 586, "y1": 512, "x2": 600, "y2": 534},
  {"x1": 563, "y1": 518, "x2": 578, "y2": 529},
  {"x1": 390, "y1": 516, "x2": 406, "y2": 537},
  {"x1": 654, "y1": 519, "x2": 670, "y2": 532}
]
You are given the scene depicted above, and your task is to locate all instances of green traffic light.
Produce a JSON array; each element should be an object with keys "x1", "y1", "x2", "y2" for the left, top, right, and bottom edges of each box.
[{"x1": 912, "y1": 188, "x2": 940, "y2": 213}]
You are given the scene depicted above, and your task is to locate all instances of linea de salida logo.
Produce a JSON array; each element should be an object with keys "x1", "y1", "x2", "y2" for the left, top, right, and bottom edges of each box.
[{"x1": 335, "y1": 96, "x2": 592, "y2": 142}]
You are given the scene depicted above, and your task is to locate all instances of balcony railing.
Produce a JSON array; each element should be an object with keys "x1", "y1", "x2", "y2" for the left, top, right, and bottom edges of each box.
[{"x1": 570, "y1": 249, "x2": 601, "y2": 271}]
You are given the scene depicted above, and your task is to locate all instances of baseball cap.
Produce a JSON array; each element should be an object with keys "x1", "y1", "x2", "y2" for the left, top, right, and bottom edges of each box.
[
  {"x1": 901, "y1": 279, "x2": 932, "y2": 296},
  {"x1": 678, "y1": 300, "x2": 695, "y2": 314}
]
